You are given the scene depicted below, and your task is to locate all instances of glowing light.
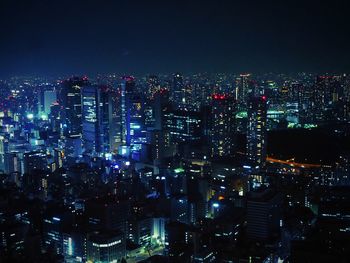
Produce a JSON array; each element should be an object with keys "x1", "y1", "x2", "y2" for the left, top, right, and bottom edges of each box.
[
  {"x1": 27, "y1": 113, "x2": 34, "y2": 119},
  {"x1": 212, "y1": 94, "x2": 227, "y2": 100},
  {"x1": 213, "y1": 203, "x2": 219, "y2": 208},
  {"x1": 174, "y1": 168, "x2": 185, "y2": 174}
]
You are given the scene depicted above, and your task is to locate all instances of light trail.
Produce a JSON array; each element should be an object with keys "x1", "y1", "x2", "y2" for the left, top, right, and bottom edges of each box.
[{"x1": 266, "y1": 157, "x2": 321, "y2": 168}]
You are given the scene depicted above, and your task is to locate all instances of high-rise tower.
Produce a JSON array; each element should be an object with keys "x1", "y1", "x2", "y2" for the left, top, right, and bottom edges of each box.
[
  {"x1": 59, "y1": 77, "x2": 88, "y2": 135},
  {"x1": 247, "y1": 96, "x2": 267, "y2": 169},
  {"x1": 210, "y1": 94, "x2": 236, "y2": 157}
]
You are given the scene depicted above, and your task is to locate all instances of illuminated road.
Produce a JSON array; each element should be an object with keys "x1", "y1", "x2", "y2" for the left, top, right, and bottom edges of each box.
[
  {"x1": 236, "y1": 151, "x2": 323, "y2": 169},
  {"x1": 266, "y1": 157, "x2": 321, "y2": 168}
]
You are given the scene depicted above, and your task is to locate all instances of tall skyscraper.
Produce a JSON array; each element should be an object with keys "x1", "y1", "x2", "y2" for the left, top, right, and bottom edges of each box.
[
  {"x1": 313, "y1": 76, "x2": 341, "y2": 122},
  {"x1": 38, "y1": 85, "x2": 57, "y2": 116},
  {"x1": 153, "y1": 88, "x2": 171, "y2": 130},
  {"x1": 247, "y1": 96, "x2": 267, "y2": 170},
  {"x1": 120, "y1": 76, "x2": 136, "y2": 145},
  {"x1": 210, "y1": 94, "x2": 236, "y2": 157},
  {"x1": 81, "y1": 85, "x2": 120, "y2": 155},
  {"x1": 59, "y1": 77, "x2": 88, "y2": 135},
  {"x1": 163, "y1": 110, "x2": 202, "y2": 143},
  {"x1": 81, "y1": 86, "x2": 104, "y2": 155},
  {"x1": 108, "y1": 88, "x2": 123, "y2": 152},
  {"x1": 172, "y1": 73, "x2": 184, "y2": 109},
  {"x1": 126, "y1": 93, "x2": 146, "y2": 152},
  {"x1": 235, "y1": 73, "x2": 251, "y2": 106}
]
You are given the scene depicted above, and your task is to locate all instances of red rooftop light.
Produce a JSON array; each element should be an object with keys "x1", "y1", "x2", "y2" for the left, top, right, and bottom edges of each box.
[{"x1": 212, "y1": 94, "x2": 227, "y2": 100}]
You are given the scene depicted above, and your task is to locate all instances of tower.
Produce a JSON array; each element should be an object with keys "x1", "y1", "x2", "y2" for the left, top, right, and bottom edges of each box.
[
  {"x1": 81, "y1": 86, "x2": 103, "y2": 155},
  {"x1": 210, "y1": 94, "x2": 236, "y2": 157},
  {"x1": 247, "y1": 96, "x2": 267, "y2": 170},
  {"x1": 235, "y1": 73, "x2": 251, "y2": 106},
  {"x1": 172, "y1": 73, "x2": 184, "y2": 109},
  {"x1": 120, "y1": 76, "x2": 136, "y2": 145},
  {"x1": 59, "y1": 77, "x2": 88, "y2": 136}
]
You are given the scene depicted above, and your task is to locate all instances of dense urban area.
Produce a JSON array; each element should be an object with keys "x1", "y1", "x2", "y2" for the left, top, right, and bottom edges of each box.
[{"x1": 0, "y1": 72, "x2": 349, "y2": 262}]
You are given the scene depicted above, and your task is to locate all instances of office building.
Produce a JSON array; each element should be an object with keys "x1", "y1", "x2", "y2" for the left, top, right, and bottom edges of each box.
[{"x1": 210, "y1": 94, "x2": 236, "y2": 157}]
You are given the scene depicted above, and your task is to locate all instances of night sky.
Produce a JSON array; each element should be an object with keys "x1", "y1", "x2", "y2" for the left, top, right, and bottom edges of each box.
[{"x1": 1, "y1": 0, "x2": 349, "y2": 77}]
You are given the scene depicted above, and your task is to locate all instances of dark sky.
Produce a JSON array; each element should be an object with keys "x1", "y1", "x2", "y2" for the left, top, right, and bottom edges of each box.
[{"x1": 0, "y1": 0, "x2": 349, "y2": 77}]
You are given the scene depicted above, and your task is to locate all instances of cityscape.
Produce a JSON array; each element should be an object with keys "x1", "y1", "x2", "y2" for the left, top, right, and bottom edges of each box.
[{"x1": 1, "y1": 1, "x2": 350, "y2": 263}]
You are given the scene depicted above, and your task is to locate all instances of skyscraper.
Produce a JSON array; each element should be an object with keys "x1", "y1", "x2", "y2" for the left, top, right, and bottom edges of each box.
[
  {"x1": 172, "y1": 73, "x2": 185, "y2": 109},
  {"x1": 38, "y1": 85, "x2": 57, "y2": 116},
  {"x1": 126, "y1": 93, "x2": 146, "y2": 152},
  {"x1": 59, "y1": 77, "x2": 88, "y2": 136},
  {"x1": 108, "y1": 88, "x2": 123, "y2": 152},
  {"x1": 81, "y1": 86, "x2": 103, "y2": 155},
  {"x1": 210, "y1": 94, "x2": 236, "y2": 157},
  {"x1": 247, "y1": 96, "x2": 267, "y2": 170},
  {"x1": 81, "y1": 85, "x2": 120, "y2": 155},
  {"x1": 163, "y1": 110, "x2": 202, "y2": 143},
  {"x1": 120, "y1": 76, "x2": 136, "y2": 145},
  {"x1": 235, "y1": 73, "x2": 251, "y2": 106}
]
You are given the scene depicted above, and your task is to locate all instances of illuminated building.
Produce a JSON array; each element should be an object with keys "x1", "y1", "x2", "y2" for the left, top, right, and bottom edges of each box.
[
  {"x1": 126, "y1": 93, "x2": 146, "y2": 154},
  {"x1": 0, "y1": 135, "x2": 8, "y2": 171},
  {"x1": 38, "y1": 86, "x2": 57, "y2": 116},
  {"x1": 163, "y1": 110, "x2": 202, "y2": 143},
  {"x1": 313, "y1": 76, "x2": 341, "y2": 122},
  {"x1": 108, "y1": 88, "x2": 123, "y2": 152},
  {"x1": 127, "y1": 217, "x2": 153, "y2": 246},
  {"x1": 147, "y1": 75, "x2": 160, "y2": 99},
  {"x1": 210, "y1": 94, "x2": 236, "y2": 157},
  {"x1": 235, "y1": 73, "x2": 251, "y2": 106},
  {"x1": 62, "y1": 231, "x2": 87, "y2": 263},
  {"x1": 82, "y1": 86, "x2": 104, "y2": 155},
  {"x1": 247, "y1": 96, "x2": 267, "y2": 170},
  {"x1": 81, "y1": 85, "x2": 119, "y2": 155},
  {"x1": 87, "y1": 230, "x2": 126, "y2": 263},
  {"x1": 152, "y1": 217, "x2": 166, "y2": 245},
  {"x1": 59, "y1": 77, "x2": 88, "y2": 135},
  {"x1": 172, "y1": 73, "x2": 184, "y2": 109},
  {"x1": 43, "y1": 215, "x2": 67, "y2": 255},
  {"x1": 120, "y1": 76, "x2": 135, "y2": 145}
]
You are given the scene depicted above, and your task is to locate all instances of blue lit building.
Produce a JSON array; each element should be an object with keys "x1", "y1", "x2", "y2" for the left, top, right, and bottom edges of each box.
[
  {"x1": 126, "y1": 94, "x2": 147, "y2": 153},
  {"x1": 81, "y1": 86, "x2": 104, "y2": 155},
  {"x1": 59, "y1": 77, "x2": 88, "y2": 136}
]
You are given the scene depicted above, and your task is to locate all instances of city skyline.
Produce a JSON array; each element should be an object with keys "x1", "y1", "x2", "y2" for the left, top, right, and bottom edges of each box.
[{"x1": 1, "y1": 1, "x2": 350, "y2": 262}]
